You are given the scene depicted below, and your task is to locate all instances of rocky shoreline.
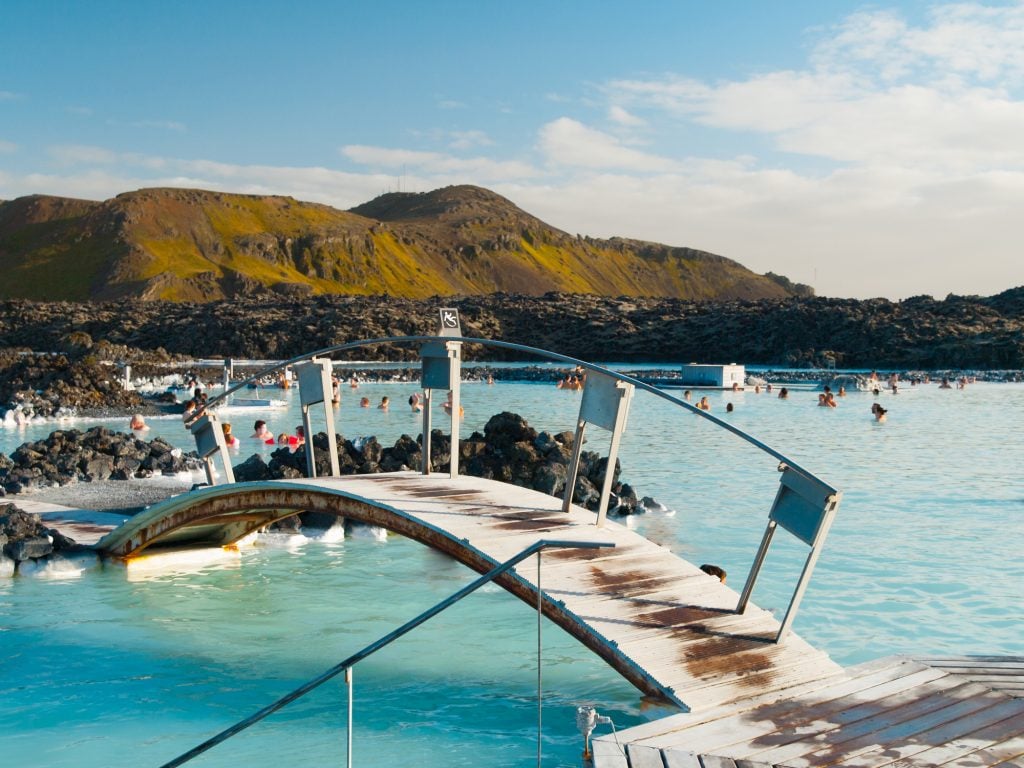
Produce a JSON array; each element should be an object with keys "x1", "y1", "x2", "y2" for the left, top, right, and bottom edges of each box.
[{"x1": 2, "y1": 288, "x2": 1024, "y2": 369}]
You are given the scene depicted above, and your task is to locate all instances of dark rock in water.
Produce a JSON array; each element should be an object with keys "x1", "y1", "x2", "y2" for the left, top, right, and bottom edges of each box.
[
  {"x1": 533, "y1": 461, "x2": 567, "y2": 496},
  {"x1": 7, "y1": 535, "x2": 53, "y2": 561},
  {"x1": 609, "y1": 483, "x2": 639, "y2": 515},
  {"x1": 484, "y1": 412, "x2": 538, "y2": 450},
  {"x1": 639, "y1": 495, "x2": 669, "y2": 512},
  {"x1": 234, "y1": 454, "x2": 271, "y2": 482},
  {"x1": 80, "y1": 455, "x2": 115, "y2": 481},
  {"x1": 2, "y1": 428, "x2": 196, "y2": 495},
  {"x1": 572, "y1": 476, "x2": 600, "y2": 508},
  {"x1": 1, "y1": 502, "x2": 78, "y2": 564},
  {"x1": 359, "y1": 437, "x2": 383, "y2": 464}
]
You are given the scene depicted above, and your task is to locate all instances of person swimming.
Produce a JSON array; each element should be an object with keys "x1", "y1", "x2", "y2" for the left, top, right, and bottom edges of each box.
[
  {"x1": 221, "y1": 423, "x2": 240, "y2": 448},
  {"x1": 129, "y1": 414, "x2": 148, "y2": 431},
  {"x1": 251, "y1": 420, "x2": 274, "y2": 444}
]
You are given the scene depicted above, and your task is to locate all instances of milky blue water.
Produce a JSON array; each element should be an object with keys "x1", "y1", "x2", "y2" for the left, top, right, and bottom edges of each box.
[{"x1": 2, "y1": 376, "x2": 1023, "y2": 767}]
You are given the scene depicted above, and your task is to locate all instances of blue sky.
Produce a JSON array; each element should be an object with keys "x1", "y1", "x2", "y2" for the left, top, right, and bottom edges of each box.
[{"x1": 2, "y1": 0, "x2": 1022, "y2": 299}]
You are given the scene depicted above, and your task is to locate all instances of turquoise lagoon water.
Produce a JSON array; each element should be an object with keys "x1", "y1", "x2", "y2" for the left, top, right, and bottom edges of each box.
[{"x1": 2, "y1": 376, "x2": 1023, "y2": 766}]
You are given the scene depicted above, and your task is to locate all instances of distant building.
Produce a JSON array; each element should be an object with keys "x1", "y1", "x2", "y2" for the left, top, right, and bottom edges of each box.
[{"x1": 679, "y1": 363, "x2": 745, "y2": 388}]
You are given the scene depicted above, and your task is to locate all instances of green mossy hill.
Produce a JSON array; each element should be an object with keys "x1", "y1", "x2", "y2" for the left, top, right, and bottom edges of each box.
[{"x1": 0, "y1": 185, "x2": 810, "y2": 302}]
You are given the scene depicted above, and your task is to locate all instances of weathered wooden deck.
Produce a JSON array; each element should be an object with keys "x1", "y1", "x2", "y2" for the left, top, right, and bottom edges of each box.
[
  {"x1": 92, "y1": 473, "x2": 1024, "y2": 765},
  {"x1": 593, "y1": 655, "x2": 1024, "y2": 767},
  {"x1": 96, "y1": 471, "x2": 841, "y2": 711}
]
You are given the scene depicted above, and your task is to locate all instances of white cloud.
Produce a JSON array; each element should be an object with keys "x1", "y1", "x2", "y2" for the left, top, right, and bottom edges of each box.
[
  {"x1": 538, "y1": 117, "x2": 678, "y2": 172},
  {"x1": 501, "y1": 162, "x2": 1024, "y2": 300},
  {"x1": 128, "y1": 119, "x2": 187, "y2": 132},
  {"x1": 48, "y1": 144, "x2": 169, "y2": 170},
  {"x1": 0, "y1": 139, "x2": 16, "y2": 153},
  {"x1": 606, "y1": 4, "x2": 1024, "y2": 174},
  {"x1": 340, "y1": 144, "x2": 539, "y2": 179},
  {"x1": 608, "y1": 105, "x2": 646, "y2": 127},
  {"x1": 48, "y1": 145, "x2": 120, "y2": 165},
  {"x1": 449, "y1": 130, "x2": 493, "y2": 150},
  {"x1": 814, "y1": 4, "x2": 1024, "y2": 83},
  {"x1": 0, "y1": 90, "x2": 19, "y2": 100}
]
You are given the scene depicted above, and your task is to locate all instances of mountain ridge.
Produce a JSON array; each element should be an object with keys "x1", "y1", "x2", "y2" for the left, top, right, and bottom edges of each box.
[{"x1": 0, "y1": 185, "x2": 813, "y2": 303}]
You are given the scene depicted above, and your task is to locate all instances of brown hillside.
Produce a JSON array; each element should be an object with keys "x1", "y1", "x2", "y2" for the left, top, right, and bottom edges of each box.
[{"x1": 0, "y1": 185, "x2": 812, "y2": 302}]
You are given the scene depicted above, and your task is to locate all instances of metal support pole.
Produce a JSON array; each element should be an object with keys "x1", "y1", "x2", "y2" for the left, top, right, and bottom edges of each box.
[
  {"x1": 345, "y1": 667, "x2": 353, "y2": 768},
  {"x1": 302, "y1": 403, "x2": 316, "y2": 478},
  {"x1": 203, "y1": 457, "x2": 216, "y2": 486},
  {"x1": 737, "y1": 520, "x2": 777, "y2": 614},
  {"x1": 449, "y1": 382, "x2": 460, "y2": 479},
  {"x1": 536, "y1": 550, "x2": 543, "y2": 768},
  {"x1": 421, "y1": 389, "x2": 433, "y2": 475},
  {"x1": 595, "y1": 426, "x2": 623, "y2": 528},
  {"x1": 561, "y1": 420, "x2": 587, "y2": 513}
]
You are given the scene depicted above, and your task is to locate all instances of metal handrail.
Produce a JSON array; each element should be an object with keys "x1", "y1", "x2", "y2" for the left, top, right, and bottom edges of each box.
[
  {"x1": 157, "y1": 537, "x2": 614, "y2": 768},
  {"x1": 199, "y1": 334, "x2": 833, "y2": 491}
]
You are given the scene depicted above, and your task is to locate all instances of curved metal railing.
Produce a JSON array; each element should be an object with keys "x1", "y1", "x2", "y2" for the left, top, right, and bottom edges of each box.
[{"x1": 199, "y1": 334, "x2": 833, "y2": 492}]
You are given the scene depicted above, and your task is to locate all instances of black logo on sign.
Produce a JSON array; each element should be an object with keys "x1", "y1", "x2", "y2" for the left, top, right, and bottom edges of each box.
[{"x1": 441, "y1": 309, "x2": 459, "y2": 328}]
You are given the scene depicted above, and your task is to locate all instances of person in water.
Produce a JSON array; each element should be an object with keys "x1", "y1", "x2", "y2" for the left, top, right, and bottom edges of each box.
[
  {"x1": 251, "y1": 420, "x2": 274, "y2": 443},
  {"x1": 221, "y1": 423, "x2": 240, "y2": 448},
  {"x1": 442, "y1": 391, "x2": 464, "y2": 417},
  {"x1": 129, "y1": 414, "x2": 148, "y2": 431}
]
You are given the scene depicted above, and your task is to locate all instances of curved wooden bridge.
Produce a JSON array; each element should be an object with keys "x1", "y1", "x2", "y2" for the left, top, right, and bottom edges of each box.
[
  {"x1": 93, "y1": 327, "x2": 1023, "y2": 766},
  {"x1": 96, "y1": 471, "x2": 840, "y2": 712}
]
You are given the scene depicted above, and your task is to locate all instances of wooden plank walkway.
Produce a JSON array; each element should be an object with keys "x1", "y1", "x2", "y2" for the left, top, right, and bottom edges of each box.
[
  {"x1": 593, "y1": 655, "x2": 1024, "y2": 767},
  {"x1": 91, "y1": 472, "x2": 1023, "y2": 766},
  {"x1": 95, "y1": 471, "x2": 843, "y2": 711}
]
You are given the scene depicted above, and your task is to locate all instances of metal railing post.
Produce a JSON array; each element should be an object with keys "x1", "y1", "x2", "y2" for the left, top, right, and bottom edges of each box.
[
  {"x1": 345, "y1": 667, "x2": 353, "y2": 768},
  {"x1": 537, "y1": 550, "x2": 543, "y2": 768}
]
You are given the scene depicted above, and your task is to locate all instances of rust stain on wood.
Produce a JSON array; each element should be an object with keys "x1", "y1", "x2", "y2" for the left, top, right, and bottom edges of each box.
[
  {"x1": 680, "y1": 634, "x2": 774, "y2": 688},
  {"x1": 636, "y1": 604, "x2": 728, "y2": 628}
]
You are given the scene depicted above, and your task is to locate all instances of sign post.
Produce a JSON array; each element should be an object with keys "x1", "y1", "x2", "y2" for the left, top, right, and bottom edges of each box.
[{"x1": 420, "y1": 308, "x2": 463, "y2": 477}]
